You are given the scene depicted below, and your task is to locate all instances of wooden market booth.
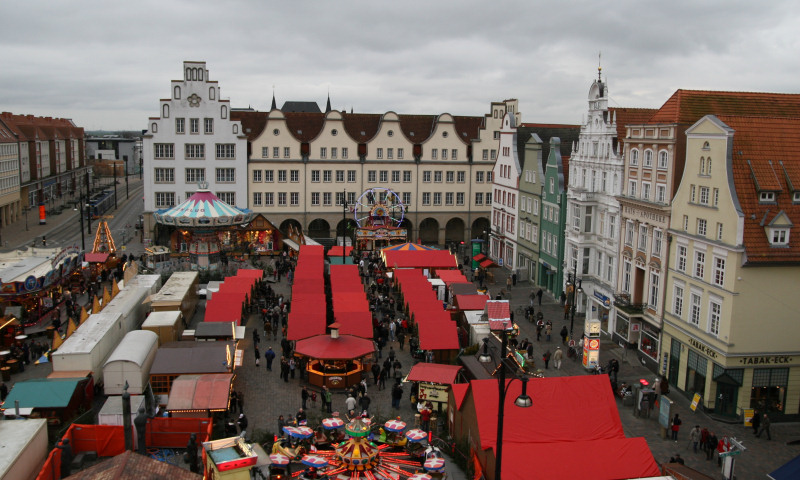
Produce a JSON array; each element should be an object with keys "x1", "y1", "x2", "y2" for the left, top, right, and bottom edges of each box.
[{"x1": 294, "y1": 325, "x2": 375, "y2": 390}]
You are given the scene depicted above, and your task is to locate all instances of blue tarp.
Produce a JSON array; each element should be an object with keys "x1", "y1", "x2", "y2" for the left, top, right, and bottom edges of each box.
[{"x1": 769, "y1": 454, "x2": 800, "y2": 480}]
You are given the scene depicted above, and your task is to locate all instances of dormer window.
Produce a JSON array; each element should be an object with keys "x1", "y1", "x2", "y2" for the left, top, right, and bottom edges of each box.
[
  {"x1": 702, "y1": 141, "x2": 710, "y2": 150},
  {"x1": 793, "y1": 192, "x2": 800, "y2": 203},
  {"x1": 770, "y1": 228, "x2": 789, "y2": 245},
  {"x1": 759, "y1": 192, "x2": 776, "y2": 203}
]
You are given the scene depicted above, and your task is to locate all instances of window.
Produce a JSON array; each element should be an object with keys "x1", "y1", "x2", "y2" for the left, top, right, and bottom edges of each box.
[
  {"x1": 433, "y1": 192, "x2": 442, "y2": 205},
  {"x1": 221, "y1": 105, "x2": 227, "y2": 119},
  {"x1": 335, "y1": 170, "x2": 344, "y2": 182},
  {"x1": 658, "y1": 150, "x2": 668, "y2": 168},
  {"x1": 656, "y1": 184, "x2": 666, "y2": 203},
  {"x1": 625, "y1": 221, "x2": 634, "y2": 246},
  {"x1": 452, "y1": 149, "x2": 458, "y2": 160},
  {"x1": 642, "y1": 182, "x2": 651, "y2": 201},
  {"x1": 190, "y1": 118, "x2": 199, "y2": 134},
  {"x1": 653, "y1": 229, "x2": 663, "y2": 257},
  {"x1": 392, "y1": 171, "x2": 400, "y2": 183},
  {"x1": 311, "y1": 192, "x2": 319, "y2": 206},
  {"x1": 154, "y1": 168, "x2": 174, "y2": 183},
  {"x1": 155, "y1": 192, "x2": 175, "y2": 208},
  {"x1": 713, "y1": 257, "x2": 726, "y2": 286},
  {"x1": 176, "y1": 118, "x2": 185, "y2": 134},
  {"x1": 431, "y1": 149, "x2": 437, "y2": 160},
  {"x1": 403, "y1": 171, "x2": 411, "y2": 182},
  {"x1": 422, "y1": 192, "x2": 431, "y2": 205},
  {"x1": 549, "y1": 178, "x2": 554, "y2": 194},
  {"x1": 423, "y1": 171, "x2": 431, "y2": 183},
  {"x1": 174, "y1": 86, "x2": 181, "y2": 99},
  {"x1": 713, "y1": 188, "x2": 719, "y2": 206},
  {"x1": 323, "y1": 170, "x2": 331, "y2": 182},
  {"x1": 216, "y1": 144, "x2": 235, "y2": 159},
  {"x1": 216, "y1": 168, "x2": 235, "y2": 183},
  {"x1": 398, "y1": 148, "x2": 404, "y2": 159},
  {"x1": 185, "y1": 144, "x2": 205, "y2": 159},
  {"x1": 673, "y1": 284, "x2": 684, "y2": 316},
  {"x1": 347, "y1": 170, "x2": 356, "y2": 183},
  {"x1": 482, "y1": 149, "x2": 488, "y2": 161},
  {"x1": 387, "y1": 149, "x2": 394, "y2": 160},
  {"x1": 441, "y1": 149, "x2": 447, "y2": 160},
  {"x1": 533, "y1": 198, "x2": 539, "y2": 216},
  {"x1": 311, "y1": 170, "x2": 320, "y2": 183},
  {"x1": 368, "y1": 171, "x2": 376, "y2": 183},
  {"x1": 341, "y1": 147, "x2": 348, "y2": 159},
  {"x1": 456, "y1": 192, "x2": 464, "y2": 205},
  {"x1": 290, "y1": 192, "x2": 299, "y2": 205},
  {"x1": 572, "y1": 205, "x2": 581, "y2": 230},
  {"x1": 630, "y1": 149, "x2": 639, "y2": 165},
  {"x1": 445, "y1": 192, "x2": 453, "y2": 205},
  {"x1": 487, "y1": 172, "x2": 493, "y2": 182},
  {"x1": 690, "y1": 185, "x2": 696, "y2": 203},
  {"x1": 608, "y1": 215, "x2": 616, "y2": 239},
  {"x1": 677, "y1": 245, "x2": 687, "y2": 272},
  {"x1": 683, "y1": 215, "x2": 689, "y2": 231},
  {"x1": 402, "y1": 192, "x2": 411, "y2": 205},
  {"x1": 644, "y1": 150, "x2": 653, "y2": 167},
  {"x1": 379, "y1": 171, "x2": 388, "y2": 183},
  {"x1": 446, "y1": 171, "x2": 454, "y2": 183},
  {"x1": 320, "y1": 147, "x2": 327, "y2": 159},
  {"x1": 697, "y1": 218, "x2": 707, "y2": 237},
  {"x1": 700, "y1": 158, "x2": 706, "y2": 175},
  {"x1": 699, "y1": 186, "x2": 709, "y2": 205},
  {"x1": 217, "y1": 192, "x2": 235, "y2": 205},
  {"x1": 622, "y1": 260, "x2": 632, "y2": 292},
  {"x1": 485, "y1": 192, "x2": 492, "y2": 204},
  {"x1": 690, "y1": 293, "x2": 701, "y2": 326},
  {"x1": 204, "y1": 118, "x2": 213, "y2": 134},
  {"x1": 291, "y1": 170, "x2": 299, "y2": 182},
  {"x1": 716, "y1": 222, "x2": 723, "y2": 240},
  {"x1": 253, "y1": 192, "x2": 262, "y2": 206},
  {"x1": 377, "y1": 148, "x2": 383, "y2": 159},
  {"x1": 649, "y1": 270, "x2": 660, "y2": 308},
  {"x1": 187, "y1": 168, "x2": 205, "y2": 183},
  {"x1": 154, "y1": 144, "x2": 174, "y2": 159},
  {"x1": 331, "y1": 147, "x2": 338, "y2": 159},
  {"x1": 708, "y1": 300, "x2": 721, "y2": 336},
  {"x1": 323, "y1": 192, "x2": 331, "y2": 206},
  {"x1": 628, "y1": 180, "x2": 637, "y2": 197},
  {"x1": 284, "y1": 147, "x2": 290, "y2": 158},
  {"x1": 278, "y1": 192, "x2": 287, "y2": 206},
  {"x1": 434, "y1": 171, "x2": 442, "y2": 183},
  {"x1": 261, "y1": 147, "x2": 269, "y2": 158},
  {"x1": 263, "y1": 170, "x2": 274, "y2": 182},
  {"x1": 759, "y1": 192, "x2": 775, "y2": 202},
  {"x1": 771, "y1": 228, "x2": 789, "y2": 245},
  {"x1": 491, "y1": 149, "x2": 496, "y2": 160},
  {"x1": 273, "y1": 147, "x2": 280, "y2": 158},
  {"x1": 475, "y1": 192, "x2": 483, "y2": 205},
  {"x1": 265, "y1": 192, "x2": 274, "y2": 206},
  {"x1": 278, "y1": 170, "x2": 287, "y2": 182},
  {"x1": 476, "y1": 171, "x2": 484, "y2": 183},
  {"x1": 694, "y1": 251, "x2": 705, "y2": 279},
  {"x1": 638, "y1": 224, "x2": 648, "y2": 251}
]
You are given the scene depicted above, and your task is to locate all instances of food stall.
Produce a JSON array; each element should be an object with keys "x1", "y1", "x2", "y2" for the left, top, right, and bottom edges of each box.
[
  {"x1": 294, "y1": 325, "x2": 374, "y2": 390},
  {"x1": 405, "y1": 363, "x2": 464, "y2": 414}
]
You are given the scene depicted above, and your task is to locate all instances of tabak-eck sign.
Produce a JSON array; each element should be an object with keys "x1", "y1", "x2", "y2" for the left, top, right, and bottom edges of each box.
[{"x1": 417, "y1": 382, "x2": 448, "y2": 403}]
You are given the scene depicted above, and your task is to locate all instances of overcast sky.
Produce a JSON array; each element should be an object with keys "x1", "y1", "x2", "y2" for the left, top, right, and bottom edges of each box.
[{"x1": 3, "y1": 1, "x2": 799, "y2": 131}]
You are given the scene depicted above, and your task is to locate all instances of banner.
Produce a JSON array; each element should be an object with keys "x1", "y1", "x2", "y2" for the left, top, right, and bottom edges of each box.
[{"x1": 690, "y1": 393, "x2": 702, "y2": 411}]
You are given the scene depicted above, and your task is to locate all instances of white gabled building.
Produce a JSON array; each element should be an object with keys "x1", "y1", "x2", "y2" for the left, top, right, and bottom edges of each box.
[
  {"x1": 142, "y1": 61, "x2": 248, "y2": 242},
  {"x1": 489, "y1": 113, "x2": 521, "y2": 270}
]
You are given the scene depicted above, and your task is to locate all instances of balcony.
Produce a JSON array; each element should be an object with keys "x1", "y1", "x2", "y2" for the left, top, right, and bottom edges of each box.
[{"x1": 613, "y1": 293, "x2": 646, "y2": 314}]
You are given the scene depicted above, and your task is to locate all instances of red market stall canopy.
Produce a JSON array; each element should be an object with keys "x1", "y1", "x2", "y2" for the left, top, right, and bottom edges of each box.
[
  {"x1": 479, "y1": 258, "x2": 497, "y2": 268},
  {"x1": 328, "y1": 246, "x2": 353, "y2": 257},
  {"x1": 291, "y1": 279, "x2": 325, "y2": 295},
  {"x1": 290, "y1": 293, "x2": 326, "y2": 307},
  {"x1": 333, "y1": 311, "x2": 373, "y2": 338},
  {"x1": 332, "y1": 293, "x2": 370, "y2": 312},
  {"x1": 84, "y1": 253, "x2": 111, "y2": 263},
  {"x1": 382, "y1": 250, "x2": 458, "y2": 269},
  {"x1": 435, "y1": 270, "x2": 469, "y2": 285},
  {"x1": 472, "y1": 253, "x2": 487, "y2": 262},
  {"x1": 236, "y1": 268, "x2": 263, "y2": 279},
  {"x1": 418, "y1": 318, "x2": 459, "y2": 351},
  {"x1": 300, "y1": 245, "x2": 325, "y2": 256},
  {"x1": 204, "y1": 300, "x2": 242, "y2": 325},
  {"x1": 406, "y1": 363, "x2": 463, "y2": 385},
  {"x1": 454, "y1": 294, "x2": 490, "y2": 311},
  {"x1": 295, "y1": 334, "x2": 375, "y2": 360},
  {"x1": 287, "y1": 311, "x2": 327, "y2": 341},
  {"x1": 166, "y1": 374, "x2": 233, "y2": 412},
  {"x1": 485, "y1": 300, "x2": 511, "y2": 330}
]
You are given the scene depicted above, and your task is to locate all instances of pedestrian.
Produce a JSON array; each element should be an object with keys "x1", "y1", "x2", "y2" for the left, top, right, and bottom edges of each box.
[
  {"x1": 506, "y1": 276, "x2": 512, "y2": 291},
  {"x1": 388, "y1": 346, "x2": 396, "y2": 363},
  {"x1": 230, "y1": 391, "x2": 239, "y2": 413},
  {"x1": 705, "y1": 431, "x2": 718, "y2": 461},
  {"x1": 378, "y1": 367, "x2": 388, "y2": 390},
  {"x1": 673, "y1": 454, "x2": 684, "y2": 465},
  {"x1": 237, "y1": 413, "x2": 248, "y2": 435},
  {"x1": 671, "y1": 414, "x2": 682, "y2": 441},
  {"x1": 559, "y1": 290, "x2": 566, "y2": 306},
  {"x1": 560, "y1": 325, "x2": 568, "y2": 344},
  {"x1": 391, "y1": 383, "x2": 403, "y2": 410},
  {"x1": 254, "y1": 346, "x2": 260, "y2": 366},
  {"x1": 392, "y1": 359, "x2": 402, "y2": 377},
  {"x1": 397, "y1": 331, "x2": 405, "y2": 350},
  {"x1": 280, "y1": 357, "x2": 290, "y2": 383},
  {"x1": 756, "y1": 413, "x2": 771, "y2": 440},
  {"x1": 371, "y1": 363, "x2": 380, "y2": 385},
  {"x1": 265, "y1": 347, "x2": 276, "y2": 371},
  {"x1": 360, "y1": 394, "x2": 371, "y2": 415},
  {"x1": 278, "y1": 415, "x2": 286, "y2": 436},
  {"x1": 252, "y1": 329, "x2": 260, "y2": 348},
  {"x1": 296, "y1": 408, "x2": 306, "y2": 425},
  {"x1": 689, "y1": 425, "x2": 701, "y2": 453},
  {"x1": 322, "y1": 386, "x2": 332, "y2": 413},
  {"x1": 751, "y1": 409, "x2": 761, "y2": 435},
  {"x1": 543, "y1": 349, "x2": 551, "y2": 369},
  {"x1": 345, "y1": 393, "x2": 357, "y2": 412},
  {"x1": 289, "y1": 357, "x2": 296, "y2": 379},
  {"x1": 553, "y1": 347, "x2": 563, "y2": 369},
  {"x1": 536, "y1": 320, "x2": 543, "y2": 341},
  {"x1": 420, "y1": 404, "x2": 432, "y2": 431},
  {"x1": 545, "y1": 323, "x2": 552, "y2": 342},
  {"x1": 301, "y1": 386, "x2": 310, "y2": 410},
  {"x1": 537, "y1": 288, "x2": 543, "y2": 305}
]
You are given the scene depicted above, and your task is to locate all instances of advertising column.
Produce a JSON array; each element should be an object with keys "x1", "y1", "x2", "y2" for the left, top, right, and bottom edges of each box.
[{"x1": 582, "y1": 319, "x2": 601, "y2": 370}]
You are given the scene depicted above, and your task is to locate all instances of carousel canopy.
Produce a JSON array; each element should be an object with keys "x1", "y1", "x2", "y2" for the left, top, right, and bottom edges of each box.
[
  {"x1": 381, "y1": 242, "x2": 437, "y2": 251},
  {"x1": 295, "y1": 334, "x2": 375, "y2": 360},
  {"x1": 153, "y1": 188, "x2": 254, "y2": 228}
]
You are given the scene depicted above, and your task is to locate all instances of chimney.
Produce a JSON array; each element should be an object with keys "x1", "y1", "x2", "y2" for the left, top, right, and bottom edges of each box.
[{"x1": 329, "y1": 322, "x2": 340, "y2": 339}]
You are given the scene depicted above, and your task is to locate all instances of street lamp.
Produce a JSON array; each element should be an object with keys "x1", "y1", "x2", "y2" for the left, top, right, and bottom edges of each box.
[
  {"x1": 479, "y1": 333, "x2": 533, "y2": 479},
  {"x1": 566, "y1": 266, "x2": 583, "y2": 341},
  {"x1": 341, "y1": 189, "x2": 348, "y2": 264},
  {"x1": 483, "y1": 230, "x2": 488, "y2": 255},
  {"x1": 74, "y1": 199, "x2": 90, "y2": 251}
]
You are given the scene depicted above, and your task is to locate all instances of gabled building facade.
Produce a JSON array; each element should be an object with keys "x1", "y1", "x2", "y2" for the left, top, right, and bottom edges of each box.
[
  {"x1": 489, "y1": 113, "x2": 521, "y2": 269},
  {"x1": 515, "y1": 133, "x2": 543, "y2": 283},
  {"x1": 662, "y1": 113, "x2": 800, "y2": 419},
  {"x1": 538, "y1": 138, "x2": 568, "y2": 297},
  {"x1": 142, "y1": 61, "x2": 248, "y2": 244}
]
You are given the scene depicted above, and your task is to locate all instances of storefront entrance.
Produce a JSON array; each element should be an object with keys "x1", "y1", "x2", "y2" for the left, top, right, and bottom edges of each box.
[
  {"x1": 714, "y1": 377, "x2": 739, "y2": 417},
  {"x1": 668, "y1": 338, "x2": 681, "y2": 386}
]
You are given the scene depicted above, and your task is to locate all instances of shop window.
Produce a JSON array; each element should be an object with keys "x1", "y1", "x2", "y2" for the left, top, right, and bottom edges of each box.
[
  {"x1": 614, "y1": 314, "x2": 630, "y2": 340},
  {"x1": 751, "y1": 368, "x2": 788, "y2": 413},
  {"x1": 685, "y1": 349, "x2": 708, "y2": 397},
  {"x1": 639, "y1": 324, "x2": 659, "y2": 360}
]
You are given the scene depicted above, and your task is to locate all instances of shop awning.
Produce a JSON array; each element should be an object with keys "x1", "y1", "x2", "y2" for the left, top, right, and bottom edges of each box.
[
  {"x1": 406, "y1": 363, "x2": 462, "y2": 385},
  {"x1": 166, "y1": 374, "x2": 233, "y2": 412},
  {"x1": 295, "y1": 334, "x2": 375, "y2": 360},
  {"x1": 479, "y1": 258, "x2": 497, "y2": 268},
  {"x1": 283, "y1": 238, "x2": 300, "y2": 252},
  {"x1": 455, "y1": 294, "x2": 490, "y2": 311},
  {"x1": 472, "y1": 253, "x2": 487, "y2": 262}
]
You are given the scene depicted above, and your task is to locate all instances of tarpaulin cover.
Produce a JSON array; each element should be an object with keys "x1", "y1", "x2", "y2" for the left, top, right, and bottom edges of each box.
[
  {"x1": 334, "y1": 311, "x2": 373, "y2": 338},
  {"x1": 472, "y1": 253, "x2": 487, "y2": 262},
  {"x1": 150, "y1": 342, "x2": 234, "y2": 375},
  {"x1": 328, "y1": 246, "x2": 353, "y2": 256},
  {"x1": 295, "y1": 334, "x2": 375, "y2": 360},
  {"x1": 146, "y1": 416, "x2": 213, "y2": 448},
  {"x1": 769, "y1": 454, "x2": 800, "y2": 480},
  {"x1": 210, "y1": 291, "x2": 247, "y2": 305},
  {"x1": 435, "y1": 269, "x2": 468, "y2": 284},
  {"x1": 204, "y1": 300, "x2": 242, "y2": 325},
  {"x1": 3, "y1": 378, "x2": 82, "y2": 408},
  {"x1": 300, "y1": 245, "x2": 325, "y2": 256},
  {"x1": 452, "y1": 383, "x2": 469, "y2": 411},
  {"x1": 223, "y1": 276, "x2": 256, "y2": 288},
  {"x1": 36, "y1": 424, "x2": 126, "y2": 480},
  {"x1": 455, "y1": 294, "x2": 489, "y2": 311},
  {"x1": 332, "y1": 292, "x2": 370, "y2": 312},
  {"x1": 479, "y1": 258, "x2": 496, "y2": 268},
  {"x1": 450, "y1": 282, "x2": 478, "y2": 296},
  {"x1": 418, "y1": 319, "x2": 459, "y2": 350},
  {"x1": 236, "y1": 268, "x2": 263, "y2": 279},
  {"x1": 167, "y1": 374, "x2": 233, "y2": 411},
  {"x1": 287, "y1": 311, "x2": 327, "y2": 341},
  {"x1": 471, "y1": 376, "x2": 625, "y2": 450},
  {"x1": 500, "y1": 437, "x2": 660, "y2": 480},
  {"x1": 382, "y1": 250, "x2": 457, "y2": 269},
  {"x1": 406, "y1": 363, "x2": 462, "y2": 385}
]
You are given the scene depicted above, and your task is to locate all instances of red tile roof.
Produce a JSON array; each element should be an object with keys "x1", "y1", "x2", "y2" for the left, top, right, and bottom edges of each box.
[
  {"x1": 66, "y1": 450, "x2": 202, "y2": 479},
  {"x1": 649, "y1": 90, "x2": 800, "y2": 125},
  {"x1": 285, "y1": 112, "x2": 326, "y2": 142},
  {"x1": 397, "y1": 114, "x2": 435, "y2": 143},
  {"x1": 720, "y1": 115, "x2": 800, "y2": 264},
  {"x1": 453, "y1": 115, "x2": 485, "y2": 143},
  {"x1": 231, "y1": 110, "x2": 267, "y2": 141},
  {"x1": 343, "y1": 113, "x2": 382, "y2": 143},
  {"x1": 610, "y1": 107, "x2": 658, "y2": 141}
]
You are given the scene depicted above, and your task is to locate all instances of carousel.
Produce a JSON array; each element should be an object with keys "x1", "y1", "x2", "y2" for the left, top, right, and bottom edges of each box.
[
  {"x1": 268, "y1": 414, "x2": 446, "y2": 479},
  {"x1": 353, "y1": 187, "x2": 408, "y2": 251},
  {"x1": 152, "y1": 183, "x2": 255, "y2": 271},
  {"x1": 294, "y1": 324, "x2": 375, "y2": 389}
]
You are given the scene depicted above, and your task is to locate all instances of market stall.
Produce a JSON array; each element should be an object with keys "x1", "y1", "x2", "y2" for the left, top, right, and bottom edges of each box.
[
  {"x1": 166, "y1": 373, "x2": 234, "y2": 418},
  {"x1": 294, "y1": 325, "x2": 374, "y2": 389},
  {"x1": 149, "y1": 341, "x2": 238, "y2": 396},
  {"x1": 102, "y1": 330, "x2": 159, "y2": 396}
]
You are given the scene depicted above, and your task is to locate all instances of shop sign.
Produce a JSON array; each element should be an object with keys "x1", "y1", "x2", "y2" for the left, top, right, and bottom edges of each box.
[
  {"x1": 587, "y1": 339, "x2": 600, "y2": 351},
  {"x1": 737, "y1": 355, "x2": 793, "y2": 365},
  {"x1": 418, "y1": 383, "x2": 448, "y2": 403},
  {"x1": 593, "y1": 290, "x2": 611, "y2": 306},
  {"x1": 688, "y1": 338, "x2": 718, "y2": 359},
  {"x1": 690, "y1": 393, "x2": 702, "y2": 411},
  {"x1": 743, "y1": 409, "x2": 755, "y2": 427},
  {"x1": 631, "y1": 323, "x2": 640, "y2": 332},
  {"x1": 328, "y1": 376, "x2": 343, "y2": 386}
]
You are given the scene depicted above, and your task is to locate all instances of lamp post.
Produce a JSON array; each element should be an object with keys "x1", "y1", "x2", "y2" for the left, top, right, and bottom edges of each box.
[
  {"x1": 341, "y1": 189, "x2": 348, "y2": 264},
  {"x1": 480, "y1": 332, "x2": 533, "y2": 480},
  {"x1": 113, "y1": 162, "x2": 118, "y2": 209},
  {"x1": 74, "y1": 198, "x2": 90, "y2": 251},
  {"x1": 566, "y1": 266, "x2": 582, "y2": 341},
  {"x1": 483, "y1": 230, "x2": 488, "y2": 255}
]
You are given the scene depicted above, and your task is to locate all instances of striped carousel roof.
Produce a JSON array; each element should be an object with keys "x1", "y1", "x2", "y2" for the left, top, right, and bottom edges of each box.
[{"x1": 153, "y1": 189, "x2": 254, "y2": 228}]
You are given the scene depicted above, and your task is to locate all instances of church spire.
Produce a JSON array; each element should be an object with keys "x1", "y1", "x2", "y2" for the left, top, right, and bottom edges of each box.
[
  {"x1": 597, "y1": 51, "x2": 602, "y2": 82},
  {"x1": 271, "y1": 85, "x2": 277, "y2": 110},
  {"x1": 325, "y1": 88, "x2": 332, "y2": 113}
]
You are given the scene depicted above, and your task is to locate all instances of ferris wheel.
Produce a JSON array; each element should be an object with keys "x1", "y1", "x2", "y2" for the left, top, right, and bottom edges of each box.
[{"x1": 353, "y1": 187, "x2": 406, "y2": 228}]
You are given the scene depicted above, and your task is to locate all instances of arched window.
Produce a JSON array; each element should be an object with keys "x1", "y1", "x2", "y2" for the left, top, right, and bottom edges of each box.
[
  {"x1": 232, "y1": 124, "x2": 238, "y2": 134},
  {"x1": 174, "y1": 86, "x2": 181, "y2": 99},
  {"x1": 209, "y1": 87, "x2": 215, "y2": 100},
  {"x1": 630, "y1": 149, "x2": 639, "y2": 165},
  {"x1": 644, "y1": 149, "x2": 653, "y2": 167},
  {"x1": 151, "y1": 123, "x2": 157, "y2": 133},
  {"x1": 185, "y1": 68, "x2": 191, "y2": 80},
  {"x1": 221, "y1": 105, "x2": 228, "y2": 119},
  {"x1": 700, "y1": 157, "x2": 705, "y2": 174},
  {"x1": 198, "y1": 69, "x2": 203, "y2": 81},
  {"x1": 658, "y1": 150, "x2": 668, "y2": 168},
  {"x1": 162, "y1": 104, "x2": 169, "y2": 118},
  {"x1": 707, "y1": 158, "x2": 712, "y2": 173},
  {"x1": 493, "y1": 110, "x2": 498, "y2": 118},
  {"x1": 191, "y1": 68, "x2": 197, "y2": 81},
  {"x1": 702, "y1": 141, "x2": 710, "y2": 150}
]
